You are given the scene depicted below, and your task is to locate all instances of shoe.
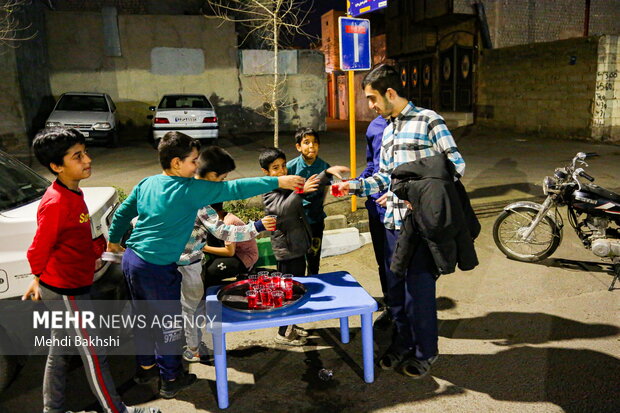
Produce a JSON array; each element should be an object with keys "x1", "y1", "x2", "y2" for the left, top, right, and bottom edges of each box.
[
  {"x1": 133, "y1": 365, "x2": 159, "y2": 385},
  {"x1": 378, "y1": 340, "x2": 411, "y2": 371},
  {"x1": 292, "y1": 325, "x2": 309, "y2": 337},
  {"x1": 373, "y1": 308, "x2": 392, "y2": 330},
  {"x1": 159, "y1": 371, "x2": 197, "y2": 399},
  {"x1": 400, "y1": 354, "x2": 439, "y2": 379},
  {"x1": 126, "y1": 407, "x2": 162, "y2": 413},
  {"x1": 199, "y1": 341, "x2": 213, "y2": 365},
  {"x1": 182, "y1": 346, "x2": 200, "y2": 363},
  {"x1": 274, "y1": 326, "x2": 307, "y2": 346}
]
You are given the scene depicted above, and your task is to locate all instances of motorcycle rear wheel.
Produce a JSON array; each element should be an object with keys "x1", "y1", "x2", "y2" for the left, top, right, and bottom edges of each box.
[{"x1": 493, "y1": 206, "x2": 561, "y2": 262}]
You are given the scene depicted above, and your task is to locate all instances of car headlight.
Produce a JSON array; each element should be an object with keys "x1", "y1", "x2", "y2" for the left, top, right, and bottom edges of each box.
[
  {"x1": 93, "y1": 122, "x2": 112, "y2": 130},
  {"x1": 46, "y1": 121, "x2": 62, "y2": 127},
  {"x1": 542, "y1": 176, "x2": 557, "y2": 195}
]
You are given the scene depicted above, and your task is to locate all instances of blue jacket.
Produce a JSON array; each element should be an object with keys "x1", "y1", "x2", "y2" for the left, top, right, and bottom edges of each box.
[{"x1": 358, "y1": 116, "x2": 388, "y2": 201}]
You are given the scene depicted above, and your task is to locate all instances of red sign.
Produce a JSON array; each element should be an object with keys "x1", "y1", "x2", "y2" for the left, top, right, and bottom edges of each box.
[{"x1": 345, "y1": 25, "x2": 367, "y2": 34}]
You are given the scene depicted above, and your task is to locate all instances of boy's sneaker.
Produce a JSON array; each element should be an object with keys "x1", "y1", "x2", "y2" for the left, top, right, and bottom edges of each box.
[
  {"x1": 159, "y1": 371, "x2": 197, "y2": 399},
  {"x1": 400, "y1": 354, "x2": 439, "y2": 379},
  {"x1": 182, "y1": 346, "x2": 200, "y2": 363},
  {"x1": 133, "y1": 365, "x2": 159, "y2": 385},
  {"x1": 126, "y1": 407, "x2": 162, "y2": 413},
  {"x1": 274, "y1": 326, "x2": 307, "y2": 346},
  {"x1": 292, "y1": 325, "x2": 309, "y2": 337}
]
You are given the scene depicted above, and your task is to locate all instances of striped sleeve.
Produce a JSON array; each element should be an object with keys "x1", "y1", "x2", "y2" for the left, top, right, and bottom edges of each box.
[{"x1": 428, "y1": 116, "x2": 466, "y2": 178}]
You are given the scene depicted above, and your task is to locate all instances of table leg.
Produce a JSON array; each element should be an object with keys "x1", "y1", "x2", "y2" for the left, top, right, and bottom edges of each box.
[
  {"x1": 213, "y1": 333, "x2": 229, "y2": 409},
  {"x1": 360, "y1": 312, "x2": 374, "y2": 383},
  {"x1": 339, "y1": 317, "x2": 350, "y2": 344}
]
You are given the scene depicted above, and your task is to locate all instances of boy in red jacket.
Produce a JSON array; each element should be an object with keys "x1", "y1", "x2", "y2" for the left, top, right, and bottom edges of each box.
[{"x1": 22, "y1": 127, "x2": 159, "y2": 413}]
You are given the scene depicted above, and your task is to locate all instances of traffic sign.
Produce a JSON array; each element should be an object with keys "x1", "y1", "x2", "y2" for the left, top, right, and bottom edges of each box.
[
  {"x1": 338, "y1": 17, "x2": 371, "y2": 71},
  {"x1": 348, "y1": 0, "x2": 388, "y2": 17}
]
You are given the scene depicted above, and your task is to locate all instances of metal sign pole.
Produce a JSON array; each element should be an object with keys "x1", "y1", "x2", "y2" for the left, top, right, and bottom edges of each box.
[{"x1": 346, "y1": 1, "x2": 357, "y2": 212}]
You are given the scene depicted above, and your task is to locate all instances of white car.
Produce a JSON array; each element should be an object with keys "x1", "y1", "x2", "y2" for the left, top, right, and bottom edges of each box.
[
  {"x1": 46, "y1": 92, "x2": 120, "y2": 147},
  {"x1": 149, "y1": 94, "x2": 219, "y2": 146},
  {"x1": 0, "y1": 150, "x2": 124, "y2": 391}
]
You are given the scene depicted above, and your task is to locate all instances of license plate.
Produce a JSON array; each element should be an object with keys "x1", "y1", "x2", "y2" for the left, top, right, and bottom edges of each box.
[
  {"x1": 82, "y1": 131, "x2": 90, "y2": 137},
  {"x1": 174, "y1": 117, "x2": 194, "y2": 122}
]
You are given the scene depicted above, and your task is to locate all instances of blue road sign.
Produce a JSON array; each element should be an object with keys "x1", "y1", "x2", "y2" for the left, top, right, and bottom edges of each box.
[
  {"x1": 339, "y1": 17, "x2": 371, "y2": 71},
  {"x1": 348, "y1": 0, "x2": 388, "y2": 17}
]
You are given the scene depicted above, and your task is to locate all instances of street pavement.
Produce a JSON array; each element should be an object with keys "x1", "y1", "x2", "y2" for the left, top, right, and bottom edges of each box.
[{"x1": 2, "y1": 122, "x2": 619, "y2": 412}]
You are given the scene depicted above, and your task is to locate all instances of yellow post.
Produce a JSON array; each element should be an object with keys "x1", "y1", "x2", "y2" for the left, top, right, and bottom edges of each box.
[{"x1": 346, "y1": 3, "x2": 357, "y2": 212}]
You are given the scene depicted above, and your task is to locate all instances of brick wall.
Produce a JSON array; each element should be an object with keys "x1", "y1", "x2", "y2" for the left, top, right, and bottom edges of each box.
[
  {"x1": 477, "y1": 36, "x2": 599, "y2": 138},
  {"x1": 485, "y1": 0, "x2": 620, "y2": 49},
  {"x1": 592, "y1": 36, "x2": 620, "y2": 141}
]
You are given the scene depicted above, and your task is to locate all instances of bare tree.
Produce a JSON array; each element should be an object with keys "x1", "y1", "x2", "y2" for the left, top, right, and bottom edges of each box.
[
  {"x1": 205, "y1": 0, "x2": 313, "y2": 147},
  {"x1": 0, "y1": 0, "x2": 33, "y2": 47}
]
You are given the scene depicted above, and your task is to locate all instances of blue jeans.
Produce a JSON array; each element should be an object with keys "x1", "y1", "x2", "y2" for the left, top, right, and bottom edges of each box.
[
  {"x1": 122, "y1": 248, "x2": 183, "y2": 381},
  {"x1": 384, "y1": 228, "x2": 438, "y2": 360}
]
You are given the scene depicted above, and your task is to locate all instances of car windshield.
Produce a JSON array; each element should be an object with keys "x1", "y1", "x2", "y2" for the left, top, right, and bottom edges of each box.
[
  {"x1": 56, "y1": 95, "x2": 109, "y2": 112},
  {"x1": 0, "y1": 152, "x2": 50, "y2": 212},
  {"x1": 159, "y1": 95, "x2": 213, "y2": 109}
]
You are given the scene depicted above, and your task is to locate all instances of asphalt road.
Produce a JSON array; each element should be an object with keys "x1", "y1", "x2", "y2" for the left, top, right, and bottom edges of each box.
[{"x1": 2, "y1": 127, "x2": 619, "y2": 412}]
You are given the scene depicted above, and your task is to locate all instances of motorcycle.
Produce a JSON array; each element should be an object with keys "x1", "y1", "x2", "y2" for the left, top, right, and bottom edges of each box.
[{"x1": 492, "y1": 152, "x2": 620, "y2": 291}]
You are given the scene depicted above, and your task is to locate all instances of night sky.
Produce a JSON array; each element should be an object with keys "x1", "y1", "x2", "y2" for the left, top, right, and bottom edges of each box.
[{"x1": 293, "y1": 0, "x2": 346, "y2": 48}]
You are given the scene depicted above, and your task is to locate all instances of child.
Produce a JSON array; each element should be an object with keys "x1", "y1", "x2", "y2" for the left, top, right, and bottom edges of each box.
[
  {"x1": 177, "y1": 146, "x2": 271, "y2": 362},
  {"x1": 107, "y1": 132, "x2": 302, "y2": 399},
  {"x1": 259, "y1": 147, "x2": 344, "y2": 345},
  {"x1": 286, "y1": 128, "x2": 347, "y2": 275},
  {"x1": 21, "y1": 127, "x2": 160, "y2": 413}
]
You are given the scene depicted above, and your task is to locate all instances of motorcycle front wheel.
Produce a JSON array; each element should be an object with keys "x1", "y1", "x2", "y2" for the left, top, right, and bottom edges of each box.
[{"x1": 493, "y1": 206, "x2": 561, "y2": 262}]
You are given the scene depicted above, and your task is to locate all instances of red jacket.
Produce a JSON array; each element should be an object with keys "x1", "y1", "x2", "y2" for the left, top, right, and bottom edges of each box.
[{"x1": 27, "y1": 180, "x2": 104, "y2": 295}]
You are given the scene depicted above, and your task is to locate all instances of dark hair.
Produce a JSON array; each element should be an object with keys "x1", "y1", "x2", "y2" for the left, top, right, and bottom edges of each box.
[
  {"x1": 210, "y1": 202, "x2": 224, "y2": 212},
  {"x1": 361, "y1": 64, "x2": 404, "y2": 97},
  {"x1": 157, "y1": 131, "x2": 201, "y2": 169},
  {"x1": 197, "y1": 146, "x2": 236, "y2": 178},
  {"x1": 259, "y1": 147, "x2": 286, "y2": 170},
  {"x1": 294, "y1": 127, "x2": 320, "y2": 145},
  {"x1": 32, "y1": 127, "x2": 86, "y2": 174}
]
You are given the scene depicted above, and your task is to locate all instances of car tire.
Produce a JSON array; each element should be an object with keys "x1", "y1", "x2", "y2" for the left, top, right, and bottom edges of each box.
[{"x1": 107, "y1": 130, "x2": 119, "y2": 148}]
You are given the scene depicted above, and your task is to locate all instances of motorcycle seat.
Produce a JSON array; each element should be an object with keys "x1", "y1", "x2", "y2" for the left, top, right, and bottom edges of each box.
[{"x1": 585, "y1": 183, "x2": 620, "y2": 204}]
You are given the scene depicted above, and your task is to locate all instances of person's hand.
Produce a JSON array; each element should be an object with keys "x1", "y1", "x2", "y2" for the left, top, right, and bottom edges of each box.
[
  {"x1": 304, "y1": 174, "x2": 320, "y2": 193},
  {"x1": 21, "y1": 278, "x2": 41, "y2": 301},
  {"x1": 376, "y1": 193, "x2": 388, "y2": 208},
  {"x1": 107, "y1": 242, "x2": 125, "y2": 253},
  {"x1": 278, "y1": 175, "x2": 305, "y2": 191},
  {"x1": 404, "y1": 200, "x2": 413, "y2": 210},
  {"x1": 261, "y1": 215, "x2": 276, "y2": 231},
  {"x1": 326, "y1": 165, "x2": 350, "y2": 180},
  {"x1": 333, "y1": 181, "x2": 350, "y2": 196}
]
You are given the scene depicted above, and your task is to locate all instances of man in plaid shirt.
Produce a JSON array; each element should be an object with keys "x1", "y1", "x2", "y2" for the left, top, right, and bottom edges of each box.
[{"x1": 336, "y1": 64, "x2": 465, "y2": 379}]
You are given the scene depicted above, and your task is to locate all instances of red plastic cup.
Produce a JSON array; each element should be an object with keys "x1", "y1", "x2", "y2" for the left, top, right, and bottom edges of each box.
[
  {"x1": 266, "y1": 215, "x2": 277, "y2": 231},
  {"x1": 246, "y1": 290, "x2": 259, "y2": 309},
  {"x1": 271, "y1": 272, "x2": 282, "y2": 286},
  {"x1": 259, "y1": 287, "x2": 273, "y2": 307},
  {"x1": 260, "y1": 275, "x2": 272, "y2": 286},
  {"x1": 283, "y1": 285, "x2": 294, "y2": 300},
  {"x1": 248, "y1": 274, "x2": 259, "y2": 287},
  {"x1": 272, "y1": 290, "x2": 284, "y2": 307}
]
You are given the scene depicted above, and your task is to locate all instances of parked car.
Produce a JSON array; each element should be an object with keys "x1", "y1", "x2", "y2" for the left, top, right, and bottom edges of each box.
[
  {"x1": 0, "y1": 150, "x2": 126, "y2": 392},
  {"x1": 149, "y1": 94, "x2": 219, "y2": 147},
  {"x1": 45, "y1": 92, "x2": 120, "y2": 147}
]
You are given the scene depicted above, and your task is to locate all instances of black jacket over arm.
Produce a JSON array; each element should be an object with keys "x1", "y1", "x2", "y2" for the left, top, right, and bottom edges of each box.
[{"x1": 390, "y1": 154, "x2": 480, "y2": 277}]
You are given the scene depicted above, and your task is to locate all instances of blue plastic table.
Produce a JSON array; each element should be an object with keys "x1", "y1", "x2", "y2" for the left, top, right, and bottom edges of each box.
[{"x1": 205, "y1": 271, "x2": 378, "y2": 409}]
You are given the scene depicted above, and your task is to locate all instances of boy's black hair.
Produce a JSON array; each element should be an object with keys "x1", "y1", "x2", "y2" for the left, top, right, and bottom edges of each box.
[
  {"x1": 197, "y1": 146, "x2": 236, "y2": 178},
  {"x1": 158, "y1": 131, "x2": 201, "y2": 170},
  {"x1": 32, "y1": 127, "x2": 86, "y2": 175},
  {"x1": 361, "y1": 64, "x2": 404, "y2": 97},
  {"x1": 294, "y1": 127, "x2": 320, "y2": 145},
  {"x1": 210, "y1": 202, "x2": 224, "y2": 212},
  {"x1": 259, "y1": 147, "x2": 286, "y2": 170}
]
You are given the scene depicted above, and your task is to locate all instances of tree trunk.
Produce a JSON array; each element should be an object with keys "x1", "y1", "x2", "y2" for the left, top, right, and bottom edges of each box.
[{"x1": 272, "y1": 7, "x2": 279, "y2": 148}]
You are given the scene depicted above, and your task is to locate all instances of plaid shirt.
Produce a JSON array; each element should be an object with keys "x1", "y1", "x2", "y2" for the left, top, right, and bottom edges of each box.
[
  {"x1": 177, "y1": 205, "x2": 258, "y2": 266},
  {"x1": 349, "y1": 102, "x2": 465, "y2": 230}
]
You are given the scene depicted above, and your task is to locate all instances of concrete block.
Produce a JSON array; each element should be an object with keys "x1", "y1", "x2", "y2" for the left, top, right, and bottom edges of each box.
[
  {"x1": 354, "y1": 219, "x2": 370, "y2": 233},
  {"x1": 359, "y1": 232, "x2": 372, "y2": 246},
  {"x1": 324, "y1": 214, "x2": 347, "y2": 230},
  {"x1": 321, "y1": 227, "x2": 361, "y2": 258}
]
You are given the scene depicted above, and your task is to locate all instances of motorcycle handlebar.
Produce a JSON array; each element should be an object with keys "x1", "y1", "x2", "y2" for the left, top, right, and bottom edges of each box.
[{"x1": 579, "y1": 171, "x2": 595, "y2": 182}]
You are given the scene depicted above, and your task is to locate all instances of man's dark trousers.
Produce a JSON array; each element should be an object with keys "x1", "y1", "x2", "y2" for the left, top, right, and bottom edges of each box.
[
  {"x1": 366, "y1": 198, "x2": 388, "y2": 303},
  {"x1": 384, "y1": 228, "x2": 438, "y2": 360}
]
